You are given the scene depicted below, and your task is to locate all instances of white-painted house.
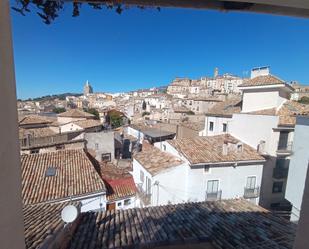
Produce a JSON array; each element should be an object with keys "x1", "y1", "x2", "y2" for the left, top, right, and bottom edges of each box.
[
  {"x1": 132, "y1": 135, "x2": 265, "y2": 207},
  {"x1": 200, "y1": 67, "x2": 309, "y2": 212}
]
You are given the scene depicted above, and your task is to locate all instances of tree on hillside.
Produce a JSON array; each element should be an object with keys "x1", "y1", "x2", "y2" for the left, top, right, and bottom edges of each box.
[
  {"x1": 83, "y1": 108, "x2": 100, "y2": 120},
  {"x1": 52, "y1": 107, "x2": 66, "y2": 114},
  {"x1": 142, "y1": 100, "x2": 147, "y2": 110},
  {"x1": 298, "y1": 96, "x2": 309, "y2": 105},
  {"x1": 106, "y1": 111, "x2": 124, "y2": 128}
]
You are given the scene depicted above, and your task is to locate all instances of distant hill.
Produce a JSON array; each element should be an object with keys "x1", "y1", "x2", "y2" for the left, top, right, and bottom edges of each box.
[{"x1": 20, "y1": 93, "x2": 83, "y2": 102}]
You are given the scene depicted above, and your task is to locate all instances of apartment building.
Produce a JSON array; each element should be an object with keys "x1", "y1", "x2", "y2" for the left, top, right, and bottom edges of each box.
[
  {"x1": 132, "y1": 135, "x2": 265, "y2": 207},
  {"x1": 200, "y1": 67, "x2": 309, "y2": 211}
]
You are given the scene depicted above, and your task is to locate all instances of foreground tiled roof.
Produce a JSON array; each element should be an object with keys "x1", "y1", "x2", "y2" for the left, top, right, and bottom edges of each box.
[
  {"x1": 134, "y1": 146, "x2": 183, "y2": 175},
  {"x1": 19, "y1": 115, "x2": 52, "y2": 126},
  {"x1": 19, "y1": 127, "x2": 57, "y2": 139},
  {"x1": 73, "y1": 119, "x2": 102, "y2": 129},
  {"x1": 58, "y1": 109, "x2": 94, "y2": 118},
  {"x1": 21, "y1": 149, "x2": 105, "y2": 205},
  {"x1": 69, "y1": 199, "x2": 296, "y2": 249},
  {"x1": 239, "y1": 74, "x2": 284, "y2": 87},
  {"x1": 207, "y1": 97, "x2": 242, "y2": 117},
  {"x1": 23, "y1": 202, "x2": 68, "y2": 249},
  {"x1": 168, "y1": 135, "x2": 265, "y2": 165}
]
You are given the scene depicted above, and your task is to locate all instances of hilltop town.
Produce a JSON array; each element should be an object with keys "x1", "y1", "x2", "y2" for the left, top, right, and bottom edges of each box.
[{"x1": 17, "y1": 66, "x2": 309, "y2": 248}]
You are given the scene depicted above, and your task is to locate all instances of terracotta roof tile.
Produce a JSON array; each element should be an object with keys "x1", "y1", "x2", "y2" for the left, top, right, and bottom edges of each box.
[
  {"x1": 100, "y1": 164, "x2": 137, "y2": 201},
  {"x1": 23, "y1": 202, "x2": 70, "y2": 249},
  {"x1": 207, "y1": 97, "x2": 242, "y2": 117},
  {"x1": 277, "y1": 100, "x2": 309, "y2": 126},
  {"x1": 134, "y1": 146, "x2": 183, "y2": 175},
  {"x1": 21, "y1": 149, "x2": 105, "y2": 205},
  {"x1": 58, "y1": 109, "x2": 94, "y2": 118},
  {"x1": 239, "y1": 74, "x2": 284, "y2": 87},
  {"x1": 69, "y1": 199, "x2": 296, "y2": 249},
  {"x1": 168, "y1": 134, "x2": 265, "y2": 165},
  {"x1": 19, "y1": 115, "x2": 52, "y2": 126},
  {"x1": 73, "y1": 119, "x2": 102, "y2": 129}
]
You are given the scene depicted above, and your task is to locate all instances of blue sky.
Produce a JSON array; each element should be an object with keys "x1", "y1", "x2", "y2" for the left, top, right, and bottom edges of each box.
[{"x1": 11, "y1": 3, "x2": 309, "y2": 99}]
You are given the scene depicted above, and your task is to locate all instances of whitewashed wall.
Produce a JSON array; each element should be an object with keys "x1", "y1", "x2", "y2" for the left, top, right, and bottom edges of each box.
[
  {"x1": 60, "y1": 122, "x2": 83, "y2": 133},
  {"x1": 285, "y1": 117, "x2": 309, "y2": 221},
  {"x1": 80, "y1": 194, "x2": 106, "y2": 212},
  {"x1": 199, "y1": 116, "x2": 232, "y2": 136},
  {"x1": 57, "y1": 116, "x2": 86, "y2": 124},
  {"x1": 241, "y1": 87, "x2": 288, "y2": 112}
]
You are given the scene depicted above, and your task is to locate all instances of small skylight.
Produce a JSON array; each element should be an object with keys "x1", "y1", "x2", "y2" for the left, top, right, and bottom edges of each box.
[{"x1": 45, "y1": 167, "x2": 56, "y2": 177}]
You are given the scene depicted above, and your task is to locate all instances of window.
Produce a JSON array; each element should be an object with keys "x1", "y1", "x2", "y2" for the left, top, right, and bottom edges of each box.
[
  {"x1": 101, "y1": 153, "x2": 111, "y2": 162},
  {"x1": 272, "y1": 181, "x2": 283, "y2": 193},
  {"x1": 146, "y1": 177, "x2": 152, "y2": 195},
  {"x1": 223, "y1": 123, "x2": 227, "y2": 132},
  {"x1": 45, "y1": 167, "x2": 56, "y2": 177},
  {"x1": 246, "y1": 176, "x2": 256, "y2": 189},
  {"x1": 163, "y1": 144, "x2": 166, "y2": 151},
  {"x1": 276, "y1": 158, "x2": 286, "y2": 169},
  {"x1": 55, "y1": 144, "x2": 64, "y2": 150},
  {"x1": 140, "y1": 170, "x2": 144, "y2": 182},
  {"x1": 209, "y1": 121, "x2": 214, "y2": 131},
  {"x1": 30, "y1": 149, "x2": 39, "y2": 154},
  {"x1": 95, "y1": 143, "x2": 99, "y2": 150},
  {"x1": 124, "y1": 199, "x2": 131, "y2": 206},
  {"x1": 117, "y1": 202, "x2": 122, "y2": 207},
  {"x1": 207, "y1": 180, "x2": 219, "y2": 193}
]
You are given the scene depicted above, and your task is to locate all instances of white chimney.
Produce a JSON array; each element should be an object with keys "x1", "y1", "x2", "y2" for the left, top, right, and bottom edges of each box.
[
  {"x1": 222, "y1": 142, "x2": 228, "y2": 156},
  {"x1": 251, "y1": 66, "x2": 270, "y2": 79}
]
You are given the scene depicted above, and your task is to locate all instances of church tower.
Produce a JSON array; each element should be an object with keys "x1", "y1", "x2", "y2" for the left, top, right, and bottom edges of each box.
[{"x1": 83, "y1": 80, "x2": 93, "y2": 96}]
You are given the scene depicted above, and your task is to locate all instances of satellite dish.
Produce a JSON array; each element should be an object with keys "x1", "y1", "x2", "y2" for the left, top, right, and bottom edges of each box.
[{"x1": 61, "y1": 205, "x2": 79, "y2": 223}]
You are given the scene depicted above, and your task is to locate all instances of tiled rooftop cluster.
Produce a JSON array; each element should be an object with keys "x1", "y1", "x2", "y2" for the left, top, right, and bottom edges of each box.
[
  {"x1": 168, "y1": 135, "x2": 265, "y2": 165},
  {"x1": 21, "y1": 149, "x2": 105, "y2": 205},
  {"x1": 19, "y1": 115, "x2": 53, "y2": 126},
  {"x1": 68, "y1": 199, "x2": 295, "y2": 249},
  {"x1": 134, "y1": 146, "x2": 183, "y2": 175}
]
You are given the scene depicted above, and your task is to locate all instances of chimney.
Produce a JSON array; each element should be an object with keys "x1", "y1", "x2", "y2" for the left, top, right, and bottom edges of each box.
[
  {"x1": 251, "y1": 66, "x2": 270, "y2": 79},
  {"x1": 214, "y1": 67, "x2": 219, "y2": 78}
]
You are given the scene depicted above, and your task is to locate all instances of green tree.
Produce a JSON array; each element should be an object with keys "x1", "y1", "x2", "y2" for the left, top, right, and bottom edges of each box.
[
  {"x1": 52, "y1": 107, "x2": 66, "y2": 114},
  {"x1": 108, "y1": 113, "x2": 124, "y2": 128},
  {"x1": 83, "y1": 108, "x2": 100, "y2": 120},
  {"x1": 298, "y1": 96, "x2": 309, "y2": 105},
  {"x1": 142, "y1": 100, "x2": 147, "y2": 110}
]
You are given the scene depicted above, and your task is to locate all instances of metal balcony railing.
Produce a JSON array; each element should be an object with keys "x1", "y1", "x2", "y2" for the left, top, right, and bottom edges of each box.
[
  {"x1": 244, "y1": 187, "x2": 260, "y2": 199},
  {"x1": 137, "y1": 183, "x2": 151, "y2": 206},
  {"x1": 273, "y1": 167, "x2": 289, "y2": 179},
  {"x1": 277, "y1": 141, "x2": 293, "y2": 153},
  {"x1": 206, "y1": 190, "x2": 222, "y2": 201}
]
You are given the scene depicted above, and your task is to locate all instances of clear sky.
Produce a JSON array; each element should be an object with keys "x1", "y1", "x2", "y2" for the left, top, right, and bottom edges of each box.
[{"x1": 11, "y1": 3, "x2": 309, "y2": 99}]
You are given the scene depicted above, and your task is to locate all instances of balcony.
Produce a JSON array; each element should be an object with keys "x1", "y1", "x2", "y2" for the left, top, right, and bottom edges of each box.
[
  {"x1": 206, "y1": 190, "x2": 222, "y2": 201},
  {"x1": 276, "y1": 141, "x2": 293, "y2": 155},
  {"x1": 273, "y1": 167, "x2": 289, "y2": 179},
  {"x1": 244, "y1": 187, "x2": 260, "y2": 199},
  {"x1": 137, "y1": 183, "x2": 151, "y2": 206}
]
